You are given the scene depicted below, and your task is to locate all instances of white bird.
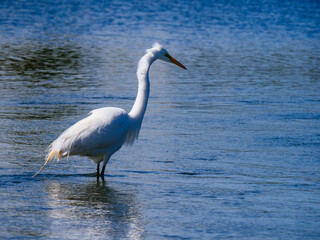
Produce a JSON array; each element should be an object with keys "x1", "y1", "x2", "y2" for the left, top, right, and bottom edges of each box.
[{"x1": 33, "y1": 43, "x2": 186, "y2": 179}]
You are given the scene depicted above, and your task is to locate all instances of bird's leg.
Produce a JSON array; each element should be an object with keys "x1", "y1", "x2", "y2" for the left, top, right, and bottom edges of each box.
[
  {"x1": 101, "y1": 165, "x2": 106, "y2": 181},
  {"x1": 96, "y1": 163, "x2": 100, "y2": 179},
  {"x1": 100, "y1": 155, "x2": 110, "y2": 180}
]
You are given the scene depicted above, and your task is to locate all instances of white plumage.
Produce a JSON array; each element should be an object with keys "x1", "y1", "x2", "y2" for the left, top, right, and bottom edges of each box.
[
  {"x1": 33, "y1": 43, "x2": 186, "y2": 179},
  {"x1": 51, "y1": 107, "x2": 131, "y2": 160}
]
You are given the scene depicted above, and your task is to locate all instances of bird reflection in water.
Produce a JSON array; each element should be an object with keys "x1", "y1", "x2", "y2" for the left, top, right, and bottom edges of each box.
[{"x1": 46, "y1": 180, "x2": 143, "y2": 239}]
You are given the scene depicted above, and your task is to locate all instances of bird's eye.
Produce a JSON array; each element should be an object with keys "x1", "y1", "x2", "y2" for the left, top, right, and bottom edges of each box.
[{"x1": 164, "y1": 53, "x2": 170, "y2": 58}]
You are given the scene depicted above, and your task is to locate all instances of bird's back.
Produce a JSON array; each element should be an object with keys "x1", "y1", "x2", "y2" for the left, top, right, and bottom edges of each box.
[{"x1": 50, "y1": 107, "x2": 131, "y2": 159}]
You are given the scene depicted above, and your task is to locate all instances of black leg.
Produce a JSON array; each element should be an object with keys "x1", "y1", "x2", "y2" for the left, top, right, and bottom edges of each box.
[
  {"x1": 96, "y1": 163, "x2": 100, "y2": 179},
  {"x1": 101, "y1": 165, "x2": 106, "y2": 181}
]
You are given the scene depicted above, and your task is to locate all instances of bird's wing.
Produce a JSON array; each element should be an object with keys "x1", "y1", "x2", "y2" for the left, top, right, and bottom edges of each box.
[{"x1": 51, "y1": 107, "x2": 130, "y2": 157}]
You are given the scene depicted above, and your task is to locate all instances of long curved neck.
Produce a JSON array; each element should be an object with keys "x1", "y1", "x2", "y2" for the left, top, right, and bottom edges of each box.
[{"x1": 129, "y1": 52, "x2": 156, "y2": 123}]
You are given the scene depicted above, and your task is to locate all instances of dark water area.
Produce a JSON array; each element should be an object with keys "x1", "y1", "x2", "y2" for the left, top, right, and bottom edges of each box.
[{"x1": 0, "y1": 0, "x2": 319, "y2": 239}]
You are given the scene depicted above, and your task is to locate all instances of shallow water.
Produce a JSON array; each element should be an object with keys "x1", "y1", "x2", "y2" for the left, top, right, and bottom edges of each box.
[{"x1": 0, "y1": 0, "x2": 320, "y2": 239}]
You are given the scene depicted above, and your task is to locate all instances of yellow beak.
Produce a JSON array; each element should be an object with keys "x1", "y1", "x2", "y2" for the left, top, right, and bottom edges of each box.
[{"x1": 169, "y1": 56, "x2": 187, "y2": 70}]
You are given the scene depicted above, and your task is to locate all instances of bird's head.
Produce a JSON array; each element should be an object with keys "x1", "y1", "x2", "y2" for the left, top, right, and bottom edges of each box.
[{"x1": 148, "y1": 42, "x2": 187, "y2": 70}]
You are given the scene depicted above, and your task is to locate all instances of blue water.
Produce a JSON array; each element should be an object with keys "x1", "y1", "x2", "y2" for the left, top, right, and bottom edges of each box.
[{"x1": 0, "y1": 0, "x2": 319, "y2": 239}]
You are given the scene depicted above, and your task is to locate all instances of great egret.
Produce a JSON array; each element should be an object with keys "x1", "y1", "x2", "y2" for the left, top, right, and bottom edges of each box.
[{"x1": 33, "y1": 43, "x2": 186, "y2": 179}]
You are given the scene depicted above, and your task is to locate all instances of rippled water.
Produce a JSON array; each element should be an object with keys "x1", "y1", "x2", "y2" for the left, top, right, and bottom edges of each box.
[{"x1": 0, "y1": 0, "x2": 319, "y2": 239}]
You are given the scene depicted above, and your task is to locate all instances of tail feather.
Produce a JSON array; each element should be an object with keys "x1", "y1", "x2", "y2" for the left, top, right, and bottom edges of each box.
[{"x1": 32, "y1": 149, "x2": 60, "y2": 177}]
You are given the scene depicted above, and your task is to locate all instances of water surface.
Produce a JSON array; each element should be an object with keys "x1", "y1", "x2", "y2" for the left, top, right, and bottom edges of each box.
[{"x1": 0, "y1": 0, "x2": 319, "y2": 239}]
